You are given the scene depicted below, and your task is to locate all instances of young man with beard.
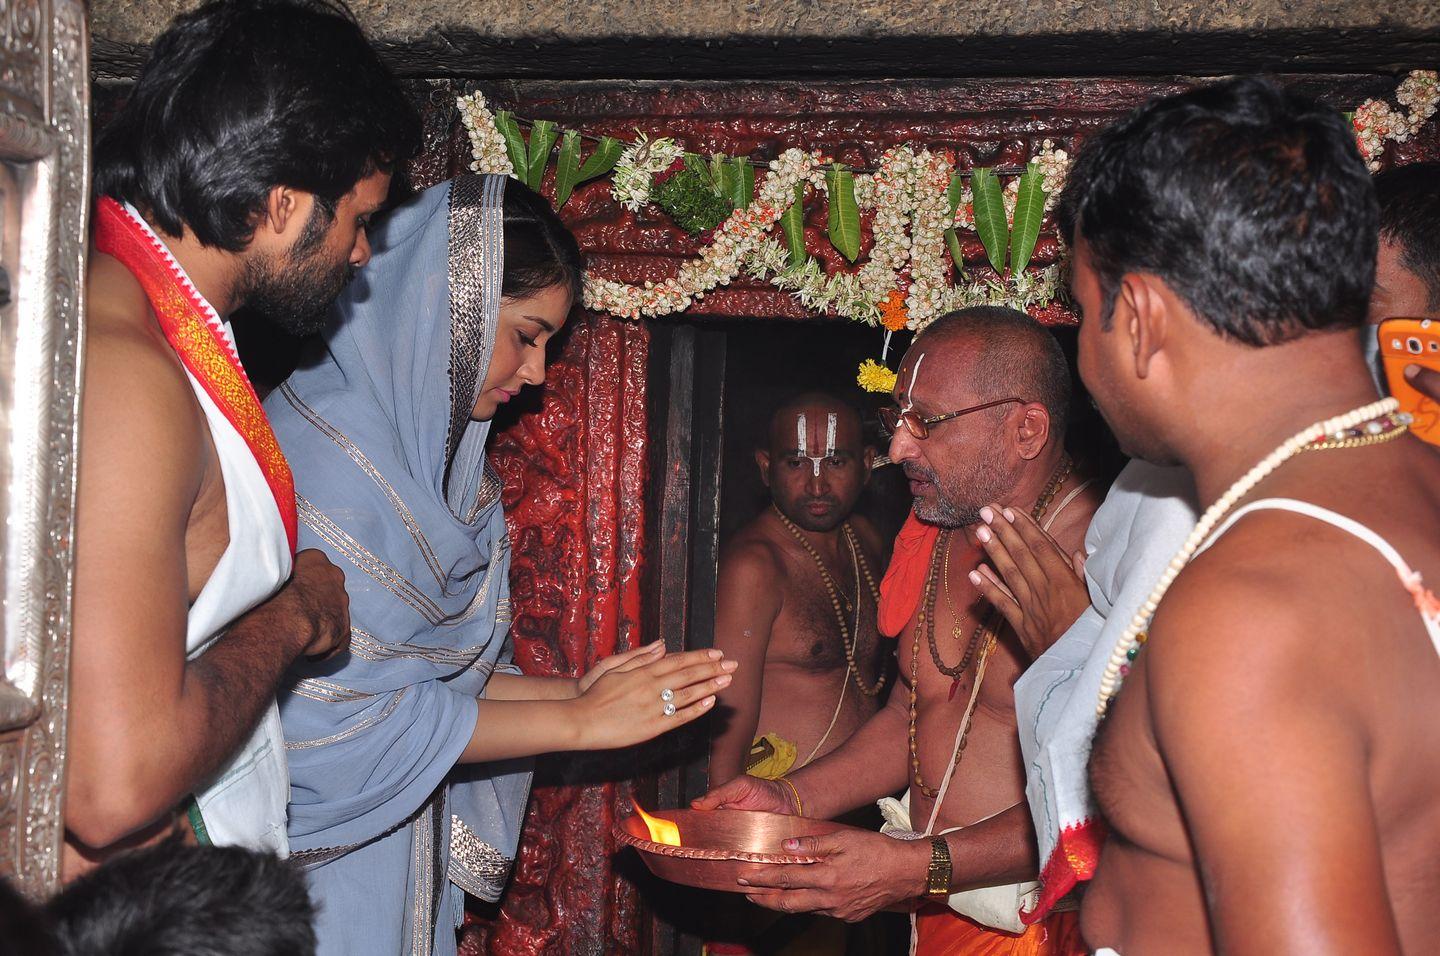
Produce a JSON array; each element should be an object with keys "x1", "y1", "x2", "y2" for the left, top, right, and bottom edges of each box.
[
  {"x1": 698, "y1": 307, "x2": 1101, "y2": 955},
  {"x1": 68, "y1": 0, "x2": 419, "y2": 874},
  {"x1": 1063, "y1": 78, "x2": 1440, "y2": 954}
]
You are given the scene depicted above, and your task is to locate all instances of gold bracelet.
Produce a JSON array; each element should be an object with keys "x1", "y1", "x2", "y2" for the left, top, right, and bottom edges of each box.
[
  {"x1": 776, "y1": 776, "x2": 805, "y2": 817},
  {"x1": 925, "y1": 836, "x2": 952, "y2": 899}
]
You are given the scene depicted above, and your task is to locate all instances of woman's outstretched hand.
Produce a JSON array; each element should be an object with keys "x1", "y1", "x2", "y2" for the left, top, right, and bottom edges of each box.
[
  {"x1": 573, "y1": 648, "x2": 736, "y2": 750},
  {"x1": 576, "y1": 641, "x2": 666, "y2": 695}
]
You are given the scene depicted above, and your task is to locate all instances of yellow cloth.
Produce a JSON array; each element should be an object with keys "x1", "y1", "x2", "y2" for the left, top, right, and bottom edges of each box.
[
  {"x1": 745, "y1": 732, "x2": 798, "y2": 780},
  {"x1": 914, "y1": 905, "x2": 1083, "y2": 956}
]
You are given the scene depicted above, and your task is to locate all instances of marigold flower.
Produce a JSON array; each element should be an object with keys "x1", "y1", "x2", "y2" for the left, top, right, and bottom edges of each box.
[
  {"x1": 857, "y1": 359, "x2": 898, "y2": 394},
  {"x1": 879, "y1": 289, "x2": 909, "y2": 331}
]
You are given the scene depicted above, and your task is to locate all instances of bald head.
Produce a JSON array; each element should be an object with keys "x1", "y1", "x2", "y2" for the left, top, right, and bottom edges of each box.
[
  {"x1": 889, "y1": 307, "x2": 1072, "y2": 526},
  {"x1": 911, "y1": 307, "x2": 1070, "y2": 438}
]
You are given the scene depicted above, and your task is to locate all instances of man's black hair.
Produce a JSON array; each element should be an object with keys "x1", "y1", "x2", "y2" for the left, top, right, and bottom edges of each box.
[
  {"x1": 1057, "y1": 76, "x2": 1378, "y2": 347},
  {"x1": 48, "y1": 840, "x2": 315, "y2": 956},
  {"x1": 1375, "y1": 162, "x2": 1440, "y2": 309},
  {"x1": 94, "y1": 0, "x2": 421, "y2": 252},
  {"x1": 0, "y1": 876, "x2": 58, "y2": 956}
]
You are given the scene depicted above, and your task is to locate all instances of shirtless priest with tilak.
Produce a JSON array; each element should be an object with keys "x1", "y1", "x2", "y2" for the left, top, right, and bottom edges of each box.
[
  {"x1": 699, "y1": 307, "x2": 1102, "y2": 956},
  {"x1": 706, "y1": 395, "x2": 891, "y2": 955},
  {"x1": 709, "y1": 394, "x2": 889, "y2": 789},
  {"x1": 1063, "y1": 78, "x2": 1440, "y2": 955}
]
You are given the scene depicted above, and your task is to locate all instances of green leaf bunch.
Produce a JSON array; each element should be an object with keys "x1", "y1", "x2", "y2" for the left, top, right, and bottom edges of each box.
[
  {"x1": 968, "y1": 163, "x2": 1048, "y2": 275},
  {"x1": 652, "y1": 167, "x2": 735, "y2": 234},
  {"x1": 554, "y1": 133, "x2": 623, "y2": 208}
]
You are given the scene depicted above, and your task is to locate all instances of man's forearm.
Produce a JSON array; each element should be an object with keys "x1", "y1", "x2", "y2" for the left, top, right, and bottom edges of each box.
[
  {"x1": 944, "y1": 803, "x2": 1039, "y2": 890},
  {"x1": 789, "y1": 693, "x2": 910, "y2": 819},
  {"x1": 181, "y1": 608, "x2": 309, "y2": 788},
  {"x1": 708, "y1": 723, "x2": 754, "y2": 787},
  {"x1": 67, "y1": 605, "x2": 307, "y2": 848}
]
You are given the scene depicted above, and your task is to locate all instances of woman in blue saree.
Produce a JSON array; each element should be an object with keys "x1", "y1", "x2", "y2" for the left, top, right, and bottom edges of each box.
[{"x1": 266, "y1": 174, "x2": 733, "y2": 955}]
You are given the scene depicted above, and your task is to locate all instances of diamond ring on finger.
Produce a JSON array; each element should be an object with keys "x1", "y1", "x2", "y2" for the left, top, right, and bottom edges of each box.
[
  {"x1": 663, "y1": 702, "x2": 678, "y2": 717},
  {"x1": 660, "y1": 688, "x2": 675, "y2": 702}
]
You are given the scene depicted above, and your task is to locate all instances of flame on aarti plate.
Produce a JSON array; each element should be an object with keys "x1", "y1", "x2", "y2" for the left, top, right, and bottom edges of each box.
[{"x1": 634, "y1": 803, "x2": 682, "y2": 846}]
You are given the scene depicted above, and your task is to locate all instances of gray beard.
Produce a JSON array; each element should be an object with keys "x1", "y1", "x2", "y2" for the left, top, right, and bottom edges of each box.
[{"x1": 913, "y1": 494, "x2": 978, "y2": 528}]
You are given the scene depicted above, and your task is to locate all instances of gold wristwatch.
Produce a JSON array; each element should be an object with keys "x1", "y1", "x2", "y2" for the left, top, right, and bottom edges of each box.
[{"x1": 925, "y1": 836, "x2": 952, "y2": 899}]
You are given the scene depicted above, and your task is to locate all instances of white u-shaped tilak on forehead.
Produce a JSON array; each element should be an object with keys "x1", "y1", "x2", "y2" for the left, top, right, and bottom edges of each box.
[
  {"x1": 902, "y1": 352, "x2": 926, "y2": 414},
  {"x1": 794, "y1": 410, "x2": 836, "y2": 477}
]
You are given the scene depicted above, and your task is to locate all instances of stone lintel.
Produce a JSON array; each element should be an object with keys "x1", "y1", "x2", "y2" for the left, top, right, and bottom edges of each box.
[{"x1": 89, "y1": 0, "x2": 1440, "y2": 79}]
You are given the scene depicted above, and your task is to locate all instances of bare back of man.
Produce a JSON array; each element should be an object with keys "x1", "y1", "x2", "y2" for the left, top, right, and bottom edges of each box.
[
  {"x1": 1060, "y1": 76, "x2": 1440, "y2": 955},
  {"x1": 1086, "y1": 443, "x2": 1440, "y2": 955}
]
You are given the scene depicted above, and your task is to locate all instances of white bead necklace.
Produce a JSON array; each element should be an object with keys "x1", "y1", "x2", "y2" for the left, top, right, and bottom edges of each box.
[{"x1": 1095, "y1": 396, "x2": 1405, "y2": 717}]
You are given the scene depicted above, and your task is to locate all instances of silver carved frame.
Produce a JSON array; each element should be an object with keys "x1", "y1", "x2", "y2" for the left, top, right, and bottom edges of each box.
[{"x1": 0, "y1": 0, "x2": 89, "y2": 896}]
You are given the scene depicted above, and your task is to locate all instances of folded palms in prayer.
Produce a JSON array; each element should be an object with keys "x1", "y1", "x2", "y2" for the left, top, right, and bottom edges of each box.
[{"x1": 969, "y1": 504, "x2": 1091, "y2": 660}]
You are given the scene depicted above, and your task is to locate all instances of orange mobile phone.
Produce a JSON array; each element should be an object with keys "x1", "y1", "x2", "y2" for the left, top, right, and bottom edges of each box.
[{"x1": 1378, "y1": 317, "x2": 1440, "y2": 446}]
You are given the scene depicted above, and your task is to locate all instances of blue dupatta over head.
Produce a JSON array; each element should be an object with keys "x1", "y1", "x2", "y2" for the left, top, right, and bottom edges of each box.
[{"x1": 267, "y1": 175, "x2": 531, "y2": 956}]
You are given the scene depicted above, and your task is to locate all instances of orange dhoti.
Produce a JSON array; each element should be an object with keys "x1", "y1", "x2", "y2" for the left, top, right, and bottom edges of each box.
[{"x1": 914, "y1": 904, "x2": 1084, "y2": 956}]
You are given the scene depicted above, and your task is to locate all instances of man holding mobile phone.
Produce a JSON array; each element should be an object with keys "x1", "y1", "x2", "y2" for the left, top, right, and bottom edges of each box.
[{"x1": 1367, "y1": 163, "x2": 1440, "y2": 397}]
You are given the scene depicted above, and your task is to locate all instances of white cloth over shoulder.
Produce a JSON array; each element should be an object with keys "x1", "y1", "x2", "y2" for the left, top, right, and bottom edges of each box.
[
  {"x1": 125, "y1": 206, "x2": 295, "y2": 854},
  {"x1": 1013, "y1": 460, "x2": 1197, "y2": 915}
]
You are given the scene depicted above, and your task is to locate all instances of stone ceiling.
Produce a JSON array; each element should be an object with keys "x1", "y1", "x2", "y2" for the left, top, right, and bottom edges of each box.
[{"x1": 90, "y1": 0, "x2": 1440, "y2": 78}]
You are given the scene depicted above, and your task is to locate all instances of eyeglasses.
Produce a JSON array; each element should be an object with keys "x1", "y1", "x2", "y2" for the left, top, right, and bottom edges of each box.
[{"x1": 878, "y1": 397, "x2": 1025, "y2": 440}]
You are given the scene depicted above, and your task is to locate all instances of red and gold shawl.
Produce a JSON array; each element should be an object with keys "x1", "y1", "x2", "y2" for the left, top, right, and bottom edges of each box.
[{"x1": 93, "y1": 196, "x2": 297, "y2": 551}]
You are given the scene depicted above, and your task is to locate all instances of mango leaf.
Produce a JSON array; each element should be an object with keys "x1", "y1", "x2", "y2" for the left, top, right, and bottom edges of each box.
[
  {"x1": 718, "y1": 159, "x2": 737, "y2": 205},
  {"x1": 946, "y1": 172, "x2": 965, "y2": 218},
  {"x1": 945, "y1": 227, "x2": 965, "y2": 273},
  {"x1": 553, "y1": 130, "x2": 582, "y2": 208},
  {"x1": 492, "y1": 111, "x2": 529, "y2": 180},
  {"x1": 1008, "y1": 162, "x2": 1047, "y2": 273},
  {"x1": 710, "y1": 153, "x2": 732, "y2": 197},
  {"x1": 684, "y1": 152, "x2": 725, "y2": 197},
  {"x1": 576, "y1": 136, "x2": 623, "y2": 182},
  {"x1": 825, "y1": 164, "x2": 861, "y2": 262},
  {"x1": 732, "y1": 158, "x2": 755, "y2": 210},
  {"x1": 524, "y1": 119, "x2": 559, "y2": 190},
  {"x1": 970, "y1": 167, "x2": 1009, "y2": 274},
  {"x1": 780, "y1": 182, "x2": 808, "y2": 269}
]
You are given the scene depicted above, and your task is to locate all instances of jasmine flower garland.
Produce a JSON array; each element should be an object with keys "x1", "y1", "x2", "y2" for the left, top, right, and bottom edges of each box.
[{"x1": 457, "y1": 70, "x2": 1435, "y2": 325}]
